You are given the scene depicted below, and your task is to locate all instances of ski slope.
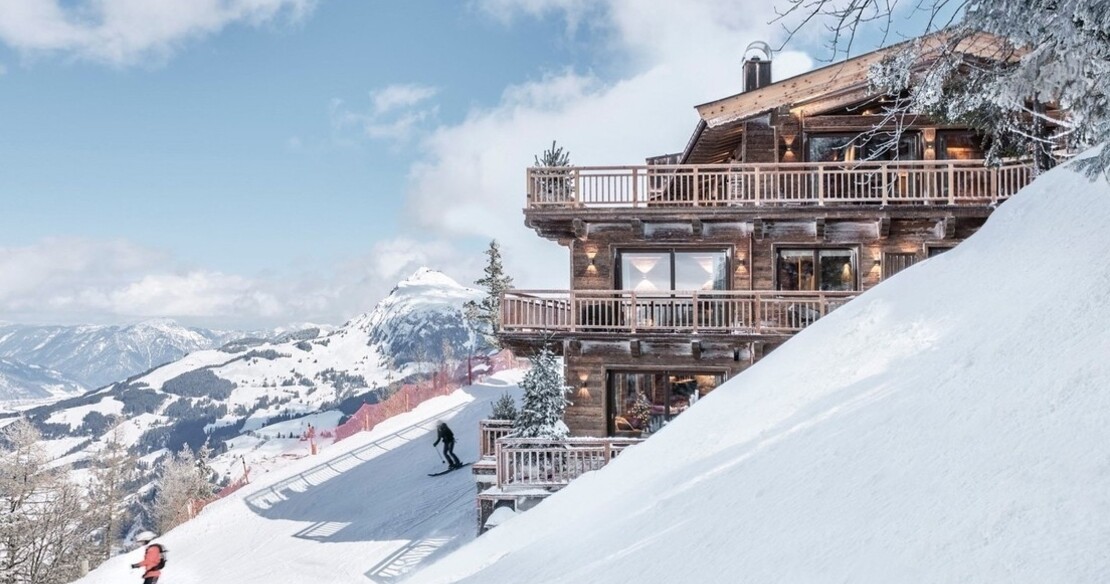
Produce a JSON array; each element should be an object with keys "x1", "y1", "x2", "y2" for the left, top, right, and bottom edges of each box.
[
  {"x1": 74, "y1": 370, "x2": 523, "y2": 584},
  {"x1": 404, "y1": 152, "x2": 1110, "y2": 583}
]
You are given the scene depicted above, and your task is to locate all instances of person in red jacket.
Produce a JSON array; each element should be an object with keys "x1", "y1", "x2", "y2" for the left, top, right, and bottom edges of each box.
[{"x1": 131, "y1": 531, "x2": 164, "y2": 584}]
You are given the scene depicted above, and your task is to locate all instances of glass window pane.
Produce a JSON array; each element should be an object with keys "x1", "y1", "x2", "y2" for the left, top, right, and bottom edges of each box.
[
  {"x1": 621, "y1": 252, "x2": 669, "y2": 291},
  {"x1": 818, "y1": 249, "x2": 856, "y2": 291},
  {"x1": 776, "y1": 249, "x2": 815, "y2": 291},
  {"x1": 807, "y1": 135, "x2": 856, "y2": 162},
  {"x1": 674, "y1": 251, "x2": 728, "y2": 290}
]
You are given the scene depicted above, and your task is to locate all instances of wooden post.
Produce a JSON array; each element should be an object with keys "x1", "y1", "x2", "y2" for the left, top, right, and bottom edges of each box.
[
  {"x1": 947, "y1": 163, "x2": 956, "y2": 205},
  {"x1": 629, "y1": 292, "x2": 637, "y2": 334},
  {"x1": 631, "y1": 167, "x2": 639, "y2": 207},
  {"x1": 753, "y1": 167, "x2": 761, "y2": 206},
  {"x1": 692, "y1": 167, "x2": 700, "y2": 206},
  {"x1": 817, "y1": 166, "x2": 825, "y2": 205},
  {"x1": 754, "y1": 294, "x2": 762, "y2": 333},
  {"x1": 881, "y1": 165, "x2": 889, "y2": 205},
  {"x1": 691, "y1": 290, "x2": 699, "y2": 333},
  {"x1": 574, "y1": 170, "x2": 582, "y2": 208}
]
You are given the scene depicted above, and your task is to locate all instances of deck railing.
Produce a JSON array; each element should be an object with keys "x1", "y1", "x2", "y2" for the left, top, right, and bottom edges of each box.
[
  {"x1": 501, "y1": 290, "x2": 856, "y2": 335},
  {"x1": 527, "y1": 159, "x2": 1033, "y2": 209},
  {"x1": 480, "y1": 419, "x2": 515, "y2": 458},
  {"x1": 494, "y1": 437, "x2": 642, "y2": 489}
]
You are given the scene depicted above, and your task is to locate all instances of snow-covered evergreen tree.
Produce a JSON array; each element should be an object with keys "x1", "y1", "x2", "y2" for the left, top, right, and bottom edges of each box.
[
  {"x1": 532, "y1": 140, "x2": 574, "y2": 202},
  {"x1": 153, "y1": 446, "x2": 216, "y2": 533},
  {"x1": 490, "y1": 392, "x2": 518, "y2": 421},
  {"x1": 630, "y1": 392, "x2": 653, "y2": 432},
  {"x1": 513, "y1": 348, "x2": 569, "y2": 440},
  {"x1": 464, "y1": 240, "x2": 514, "y2": 348}
]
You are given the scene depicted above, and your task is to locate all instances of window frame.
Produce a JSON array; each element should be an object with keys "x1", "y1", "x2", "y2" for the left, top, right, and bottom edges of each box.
[
  {"x1": 772, "y1": 245, "x2": 860, "y2": 292},
  {"x1": 614, "y1": 246, "x2": 733, "y2": 291}
]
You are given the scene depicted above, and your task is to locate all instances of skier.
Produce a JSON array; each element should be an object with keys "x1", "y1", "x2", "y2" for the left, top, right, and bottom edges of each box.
[
  {"x1": 433, "y1": 421, "x2": 462, "y2": 469},
  {"x1": 131, "y1": 531, "x2": 165, "y2": 584}
]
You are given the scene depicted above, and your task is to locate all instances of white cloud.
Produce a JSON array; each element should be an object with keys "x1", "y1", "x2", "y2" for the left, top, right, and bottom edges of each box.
[
  {"x1": 0, "y1": 237, "x2": 479, "y2": 329},
  {"x1": 371, "y1": 84, "x2": 439, "y2": 115},
  {"x1": 0, "y1": 0, "x2": 317, "y2": 66},
  {"x1": 405, "y1": 0, "x2": 815, "y2": 290},
  {"x1": 331, "y1": 84, "x2": 441, "y2": 143}
]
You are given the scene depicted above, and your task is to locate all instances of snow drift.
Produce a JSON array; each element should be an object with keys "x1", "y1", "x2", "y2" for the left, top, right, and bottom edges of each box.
[{"x1": 405, "y1": 153, "x2": 1110, "y2": 583}]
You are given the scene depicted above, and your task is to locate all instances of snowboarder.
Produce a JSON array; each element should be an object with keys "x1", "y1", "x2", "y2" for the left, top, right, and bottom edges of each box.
[
  {"x1": 433, "y1": 421, "x2": 462, "y2": 469},
  {"x1": 131, "y1": 531, "x2": 165, "y2": 584}
]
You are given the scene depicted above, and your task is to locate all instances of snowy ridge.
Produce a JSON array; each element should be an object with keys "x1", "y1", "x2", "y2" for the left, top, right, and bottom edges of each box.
[
  {"x1": 401, "y1": 152, "x2": 1110, "y2": 583},
  {"x1": 0, "y1": 319, "x2": 245, "y2": 393},
  {"x1": 22, "y1": 269, "x2": 484, "y2": 483},
  {"x1": 0, "y1": 358, "x2": 84, "y2": 405}
]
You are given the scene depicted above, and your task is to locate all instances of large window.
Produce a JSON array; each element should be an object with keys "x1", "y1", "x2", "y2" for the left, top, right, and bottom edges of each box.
[
  {"x1": 807, "y1": 132, "x2": 922, "y2": 162},
  {"x1": 618, "y1": 249, "x2": 729, "y2": 291},
  {"x1": 608, "y1": 371, "x2": 725, "y2": 436},
  {"x1": 776, "y1": 248, "x2": 857, "y2": 291},
  {"x1": 937, "y1": 131, "x2": 985, "y2": 160}
]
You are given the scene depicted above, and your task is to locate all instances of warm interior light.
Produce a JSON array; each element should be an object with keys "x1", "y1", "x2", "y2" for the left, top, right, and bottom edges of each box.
[{"x1": 576, "y1": 385, "x2": 591, "y2": 402}]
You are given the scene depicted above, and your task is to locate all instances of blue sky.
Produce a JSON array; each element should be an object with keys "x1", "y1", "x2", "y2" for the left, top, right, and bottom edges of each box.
[{"x1": 0, "y1": 0, "x2": 916, "y2": 329}]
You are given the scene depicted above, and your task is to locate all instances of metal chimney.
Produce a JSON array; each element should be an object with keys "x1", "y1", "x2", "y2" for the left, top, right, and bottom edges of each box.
[{"x1": 743, "y1": 41, "x2": 773, "y2": 92}]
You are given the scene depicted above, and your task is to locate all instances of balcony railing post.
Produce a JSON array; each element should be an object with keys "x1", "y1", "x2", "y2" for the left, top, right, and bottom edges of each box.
[
  {"x1": 817, "y1": 166, "x2": 825, "y2": 205},
  {"x1": 574, "y1": 169, "x2": 582, "y2": 208},
  {"x1": 569, "y1": 290, "x2": 577, "y2": 333},
  {"x1": 881, "y1": 165, "x2": 889, "y2": 205},
  {"x1": 692, "y1": 290, "x2": 699, "y2": 333},
  {"x1": 754, "y1": 294, "x2": 762, "y2": 334},
  {"x1": 526, "y1": 168, "x2": 533, "y2": 208},
  {"x1": 947, "y1": 163, "x2": 956, "y2": 205},
  {"x1": 990, "y1": 166, "x2": 999, "y2": 205},
  {"x1": 753, "y1": 167, "x2": 761, "y2": 206},
  {"x1": 629, "y1": 292, "x2": 637, "y2": 334},
  {"x1": 631, "y1": 167, "x2": 639, "y2": 207},
  {"x1": 692, "y1": 167, "x2": 700, "y2": 206}
]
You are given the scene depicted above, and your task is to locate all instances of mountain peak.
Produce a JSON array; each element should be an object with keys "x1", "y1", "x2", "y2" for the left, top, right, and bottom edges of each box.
[{"x1": 401, "y1": 267, "x2": 464, "y2": 289}]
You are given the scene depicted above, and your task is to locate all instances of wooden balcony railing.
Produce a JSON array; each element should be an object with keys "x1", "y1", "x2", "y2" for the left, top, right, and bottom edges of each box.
[
  {"x1": 494, "y1": 437, "x2": 642, "y2": 489},
  {"x1": 480, "y1": 419, "x2": 515, "y2": 458},
  {"x1": 527, "y1": 159, "x2": 1033, "y2": 209},
  {"x1": 501, "y1": 290, "x2": 856, "y2": 336}
]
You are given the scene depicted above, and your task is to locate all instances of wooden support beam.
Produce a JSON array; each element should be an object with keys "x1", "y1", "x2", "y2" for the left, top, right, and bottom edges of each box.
[
  {"x1": 815, "y1": 217, "x2": 826, "y2": 240},
  {"x1": 630, "y1": 219, "x2": 644, "y2": 238},
  {"x1": 691, "y1": 340, "x2": 702, "y2": 360},
  {"x1": 691, "y1": 218, "x2": 704, "y2": 236},
  {"x1": 753, "y1": 218, "x2": 766, "y2": 241},
  {"x1": 568, "y1": 339, "x2": 582, "y2": 354},
  {"x1": 630, "y1": 339, "x2": 641, "y2": 357},
  {"x1": 878, "y1": 217, "x2": 891, "y2": 239},
  {"x1": 940, "y1": 214, "x2": 956, "y2": 239}
]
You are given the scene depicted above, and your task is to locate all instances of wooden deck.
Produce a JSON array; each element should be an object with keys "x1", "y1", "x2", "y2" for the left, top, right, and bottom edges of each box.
[
  {"x1": 501, "y1": 289, "x2": 856, "y2": 336},
  {"x1": 493, "y1": 437, "x2": 642, "y2": 489},
  {"x1": 527, "y1": 159, "x2": 1033, "y2": 209}
]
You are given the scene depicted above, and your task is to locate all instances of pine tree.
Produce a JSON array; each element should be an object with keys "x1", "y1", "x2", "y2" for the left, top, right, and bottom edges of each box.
[
  {"x1": 630, "y1": 392, "x2": 653, "y2": 432},
  {"x1": 465, "y1": 240, "x2": 514, "y2": 348},
  {"x1": 512, "y1": 348, "x2": 570, "y2": 440},
  {"x1": 532, "y1": 140, "x2": 574, "y2": 202},
  {"x1": 490, "y1": 392, "x2": 518, "y2": 421}
]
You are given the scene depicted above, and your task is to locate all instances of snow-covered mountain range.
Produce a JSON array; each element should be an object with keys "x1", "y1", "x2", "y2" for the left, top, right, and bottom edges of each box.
[
  {"x1": 0, "y1": 319, "x2": 245, "y2": 399},
  {"x1": 0, "y1": 358, "x2": 84, "y2": 404},
  {"x1": 16, "y1": 268, "x2": 483, "y2": 478}
]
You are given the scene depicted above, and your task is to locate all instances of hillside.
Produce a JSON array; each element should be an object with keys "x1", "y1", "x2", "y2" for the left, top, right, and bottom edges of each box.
[
  {"x1": 73, "y1": 372, "x2": 523, "y2": 584},
  {"x1": 20, "y1": 268, "x2": 484, "y2": 481},
  {"x1": 0, "y1": 319, "x2": 245, "y2": 398},
  {"x1": 403, "y1": 152, "x2": 1110, "y2": 582},
  {"x1": 0, "y1": 358, "x2": 84, "y2": 405}
]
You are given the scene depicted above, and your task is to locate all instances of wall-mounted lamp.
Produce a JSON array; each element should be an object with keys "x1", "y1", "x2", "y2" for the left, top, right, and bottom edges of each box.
[
  {"x1": 873, "y1": 257, "x2": 883, "y2": 267},
  {"x1": 737, "y1": 257, "x2": 747, "y2": 267},
  {"x1": 924, "y1": 139, "x2": 935, "y2": 150},
  {"x1": 586, "y1": 248, "x2": 598, "y2": 271},
  {"x1": 575, "y1": 371, "x2": 591, "y2": 402}
]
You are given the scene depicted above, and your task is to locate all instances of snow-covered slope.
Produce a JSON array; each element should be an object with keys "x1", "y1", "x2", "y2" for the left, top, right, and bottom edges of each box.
[
  {"x1": 22, "y1": 269, "x2": 483, "y2": 481},
  {"x1": 404, "y1": 154, "x2": 1110, "y2": 583},
  {"x1": 0, "y1": 319, "x2": 243, "y2": 392},
  {"x1": 73, "y1": 372, "x2": 523, "y2": 584},
  {"x1": 0, "y1": 358, "x2": 84, "y2": 404}
]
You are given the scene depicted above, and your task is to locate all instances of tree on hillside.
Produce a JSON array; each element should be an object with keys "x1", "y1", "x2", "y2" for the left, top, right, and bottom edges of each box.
[
  {"x1": 153, "y1": 446, "x2": 216, "y2": 534},
  {"x1": 0, "y1": 419, "x2": 90, "y2": 584},
  {"x1": 490, "y1": 392, "x2": 519, "y2": 421},
  {"x1": 464, "y1": 240, "x2": 514, "y2": 348},
  {"x1": 777, "y1": 0, "x2": 1110, "y2": 175},
  {"x1": 512, "y1": 347, "x2": 570, "y2": 440},
  {"x1": 87, "y1": 422, "x2": 136, "y2": 562}
]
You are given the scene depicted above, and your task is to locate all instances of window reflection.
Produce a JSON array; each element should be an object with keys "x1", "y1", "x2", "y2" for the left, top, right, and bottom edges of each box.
[
  {"x1": 776, "y1": 248, "x2": 857, "y2": 291},
  {"x1": 619, "y1": 249, "x2": 728, "y2": 291},
  {"x1": 608, "y1": 371, "x2": 724, "y2": 436}
]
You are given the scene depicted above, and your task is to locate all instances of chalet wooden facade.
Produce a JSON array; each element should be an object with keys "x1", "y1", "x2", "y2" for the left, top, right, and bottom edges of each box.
[{"x1": 500, "y1": 37, "x2": 1051, "y2": 438}]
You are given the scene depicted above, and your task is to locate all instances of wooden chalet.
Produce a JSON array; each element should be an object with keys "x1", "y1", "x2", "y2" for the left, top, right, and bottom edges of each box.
[{"x1": 499, "y1": 36, "x2": 1055, "y2": 439}]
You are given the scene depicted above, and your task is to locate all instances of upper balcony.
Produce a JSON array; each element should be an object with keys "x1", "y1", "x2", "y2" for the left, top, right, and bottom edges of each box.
[{"x1": 525, "y1": 159, "x2": 1033, "y2": 214}]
